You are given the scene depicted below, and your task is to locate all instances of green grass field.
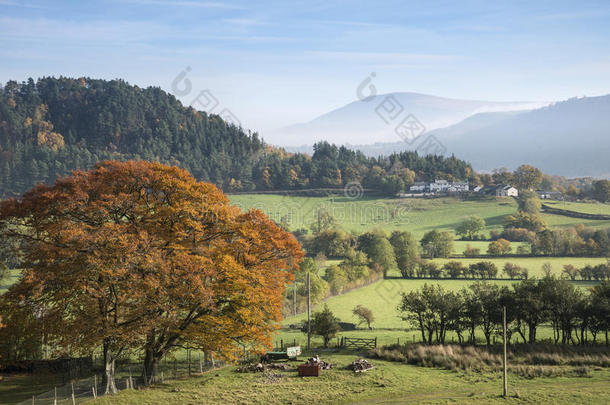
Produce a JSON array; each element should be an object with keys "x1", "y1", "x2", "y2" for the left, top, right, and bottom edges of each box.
[
  {"x1": 544, "y1": 200, "x2": 610, "y2": 216},
  {"x1": 228, "y1": 194, "x2": 610, "y2": 240},
  {"x1": 281, "y1": 277, "x2": 600, "y2": 331},
  {"x1": 88, "y1": 352, "x2": 610, "y2": 405},
  {"x1": 0, "y1": 269, "x2": 21, "y2": 294}
]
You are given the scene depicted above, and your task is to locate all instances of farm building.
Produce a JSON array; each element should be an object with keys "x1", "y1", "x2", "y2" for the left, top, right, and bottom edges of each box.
[{"x1": 409, "y1": 179, "x2": 469, "y2": 194}]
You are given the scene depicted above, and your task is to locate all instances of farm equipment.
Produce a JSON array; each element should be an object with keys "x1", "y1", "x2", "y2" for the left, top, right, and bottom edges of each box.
[{"x1": 261, "y1": 346, "x2": 301, "y2": 362}]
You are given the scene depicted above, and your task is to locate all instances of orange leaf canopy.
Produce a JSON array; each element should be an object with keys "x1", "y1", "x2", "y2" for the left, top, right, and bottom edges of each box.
[{"x1": 0, "y1": 160, "x2": 303, "y2": 359}]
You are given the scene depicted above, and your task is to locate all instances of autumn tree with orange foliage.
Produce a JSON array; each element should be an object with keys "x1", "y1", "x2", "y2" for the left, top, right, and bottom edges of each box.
[{"x1": 0, "y1": 161, "x2": 302, "y2": 391}]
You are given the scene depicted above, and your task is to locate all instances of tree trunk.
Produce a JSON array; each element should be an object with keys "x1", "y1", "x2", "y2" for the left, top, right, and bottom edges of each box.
[
  {"x1": 528, "y1": 324, "x2": 536, "y2": 344},
  {"x1": 142, "y1": 347, "x2": 159, "y2": 385},
  {"x1": 102, "y1": 341, "x2": 117, "y2": 395}
]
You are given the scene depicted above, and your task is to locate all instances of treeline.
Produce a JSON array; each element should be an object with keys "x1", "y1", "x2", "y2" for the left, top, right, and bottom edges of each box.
[
  {"x1": 0, "y1": 77, "x2": 474, "y2": 197},
  {"x1": 562, "y1": 263, "x2": 610, "y2": 281},
  {"x1": 400, "y1": 279, "x2": 610, "y2": 346}
]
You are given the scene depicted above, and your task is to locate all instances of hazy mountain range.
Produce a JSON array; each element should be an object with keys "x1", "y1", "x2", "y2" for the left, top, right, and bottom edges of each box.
[{"x1": 277, "y1": 93, "x2": 610, "y2": 177}]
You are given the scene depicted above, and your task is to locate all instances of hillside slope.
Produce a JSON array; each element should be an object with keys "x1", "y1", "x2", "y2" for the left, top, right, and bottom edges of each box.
[
  {"x1": 0, "y1": 77, "x2": 265, "y2": 196},
  {"x1": 436, "y1": 95, "x2": 610, "y2": 177}
]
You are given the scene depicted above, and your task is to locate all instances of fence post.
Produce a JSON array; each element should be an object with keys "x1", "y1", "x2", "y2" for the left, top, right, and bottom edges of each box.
[
  {"x1": 188, "y1": 349, "x2": 192, "y2": 377},
  {"x1": 32, "y1": 396, "x2": 34, "y2": 405},
  {"x1": 92, "y1": 386, "x2": 97, "y2": 399},
  {"x1": 502, "y1": 306, "x2": 508, "y2": 397},
  {"x1": 374, "y1": 337, "x2": 377, "y2": 348},
  {"x1": 71, "y1": 382, "x2": 75, "y2": 405},
  {"x1": 307, "y1": 272, "x2": 311, "y2": 351},
  {"x1": 94, "y1": 374, "x2": 97, "y2": 397},
  {"x1": 54, "y1": 387, "x2": 57, "y2": 405}
]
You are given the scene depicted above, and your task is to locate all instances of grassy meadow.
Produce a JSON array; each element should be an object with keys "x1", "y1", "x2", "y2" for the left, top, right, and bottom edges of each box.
[
  {"x1": 228, "y1": 194, "x2": 610, "y2": 239},
  {"x1": 280, "y1": 277, "x2": 600, "y2": 331},
  {"x1": 543, "y1": 200, "x2": 610, "y2": 215},
  {"x1": 88, "y1": 352, "x2": 610, "y2": 405}
]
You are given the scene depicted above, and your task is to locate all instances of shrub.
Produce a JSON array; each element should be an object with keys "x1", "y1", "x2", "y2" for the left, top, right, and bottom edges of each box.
[
  {"x1": 463, "y1": 245, "x2": 480, "y2": 257},
  {"x1": 487, "y1": 238, "x2": 512, "y2": 256}
]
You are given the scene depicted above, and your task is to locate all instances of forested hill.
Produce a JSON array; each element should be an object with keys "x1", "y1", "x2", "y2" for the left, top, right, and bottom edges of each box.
[{"x1": 0, "y1": 77, "x2": 475, "y2": 197}]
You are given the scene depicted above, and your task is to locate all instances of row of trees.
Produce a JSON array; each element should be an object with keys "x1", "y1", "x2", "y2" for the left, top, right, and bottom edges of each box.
[
  {"x1": 563, "y1": 263, "x2": 610, "y2": 281},
  {"x1": 0, "y1": 161, "x2": 303, "y2": 393},
  {"x1": 399, "y1": 279, "x2": 610, "y2": 346}
]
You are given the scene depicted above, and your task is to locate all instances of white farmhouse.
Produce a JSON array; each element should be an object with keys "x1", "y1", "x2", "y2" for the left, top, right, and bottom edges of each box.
[{"x1": 495, "y1": 185, "x2": 518, "y2": 197}]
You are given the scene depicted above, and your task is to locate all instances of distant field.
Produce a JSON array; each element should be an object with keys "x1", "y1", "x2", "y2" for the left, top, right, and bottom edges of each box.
[
  {"x1": 229, "y1": 194, "x2": 610, "y2": 239},
  {"x1": 0, "y1": 269, "x2": 21, "y2": 294},
  {"x1": 281, "y1": 277, "x2": 600, "y2": 330},
  {"x1": 229, "y1": 195, "x2": 518, "y2": 239},
  {"x1": 544, "y1": 200, "x2": 610, "y2": 216}
]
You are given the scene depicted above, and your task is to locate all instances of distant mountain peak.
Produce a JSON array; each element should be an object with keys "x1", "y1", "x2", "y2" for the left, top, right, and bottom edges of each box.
[{"x1": 269, "y1": 92, "x2": 546, "y2": 147}]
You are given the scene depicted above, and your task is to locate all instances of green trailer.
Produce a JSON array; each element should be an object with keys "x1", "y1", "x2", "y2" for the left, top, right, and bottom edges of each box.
[{"x1": 261, "y1": 346, "x2": 302, "y2": 362}]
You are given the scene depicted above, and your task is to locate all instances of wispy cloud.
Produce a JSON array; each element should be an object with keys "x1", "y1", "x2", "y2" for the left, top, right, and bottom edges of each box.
[
  {"x1": 304, "y1": 50, "x2": 458, "y2": 62},
  {"x1": 0, "y1": 17, "x2": 171, "y2": 43},
  {"x1": 308, "y1": 19, "x2": 392, "y2": 28},
  {"x1": 222, "y1": 17, "x2": 266, "y2": 26},
  {"x1": 536, "y1": 8, "x2": 610, "y2": 21},
  {"x1": 126, "y1": 0, "x2": 244, "y2": 9},
  {"x1": 0, "y1": 0, "x2": 45, "y2": 8}
]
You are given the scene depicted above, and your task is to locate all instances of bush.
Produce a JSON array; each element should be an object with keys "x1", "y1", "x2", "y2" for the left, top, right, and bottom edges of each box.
[
  {"x1": 500, "y1": 227, "x2": 536, "y2": 243},
  {"x1": 487, "y1": 238, "x2": 512, "y2": 256},
  {"x1": 504, "y1": 262, "x2": 527, "y2": 279},
  {"x1": 463, "y1": 244, "x2": 480, "y2": 257},
  {"x1": 444, "y1": 261, "x2": 466, "y2": 279},
  {"x1": 301, "y1": 305, "x2": 341, "y2": 347}
]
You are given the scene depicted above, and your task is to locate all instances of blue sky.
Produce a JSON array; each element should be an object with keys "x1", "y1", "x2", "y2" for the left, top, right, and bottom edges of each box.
[{"x1": 1, "y1": 0, "x2": 610, "y2": 135}]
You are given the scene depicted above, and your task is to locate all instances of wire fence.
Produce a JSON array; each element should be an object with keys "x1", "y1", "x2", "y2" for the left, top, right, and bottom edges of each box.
[{"x1": 15, "y1": 353, "x2": 226, "y2": 405}]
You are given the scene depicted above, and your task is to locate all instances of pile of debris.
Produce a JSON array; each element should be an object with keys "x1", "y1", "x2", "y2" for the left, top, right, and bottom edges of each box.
[
  {"x1": 349, "y1": 358, "x2": 375, "y2": 373},
  {"x1": 236, "y1": 362, "x2": 265, "y2": 373},
  {"x1": 305, "y1": 355, "x2": 332, "y2": 370},
  {"x1": 262, "y1": 370, "x2": 284, "y2": 383},
  {"x1": 235, "y1": 362, "x2": 291, "y2": 373},
  {"x1": 266, "y1": 363, "x2": 291, "y2": 371}
]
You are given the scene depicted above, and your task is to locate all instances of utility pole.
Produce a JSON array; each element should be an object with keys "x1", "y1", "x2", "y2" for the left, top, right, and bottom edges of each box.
[
  {"x1": 502, "y1": 306, "x2": 508, "y2": 397},
  {"x1": 307, "y1": 271, "x2": 311, "y2": 351},
  {"x1": 294, "y1": 281, "x2": 297, "y2": 316}
]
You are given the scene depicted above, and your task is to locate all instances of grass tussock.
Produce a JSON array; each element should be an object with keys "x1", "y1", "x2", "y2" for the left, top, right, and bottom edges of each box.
[{"x1": 368, "y1": 343, "x2": 610, "y2": 378}]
